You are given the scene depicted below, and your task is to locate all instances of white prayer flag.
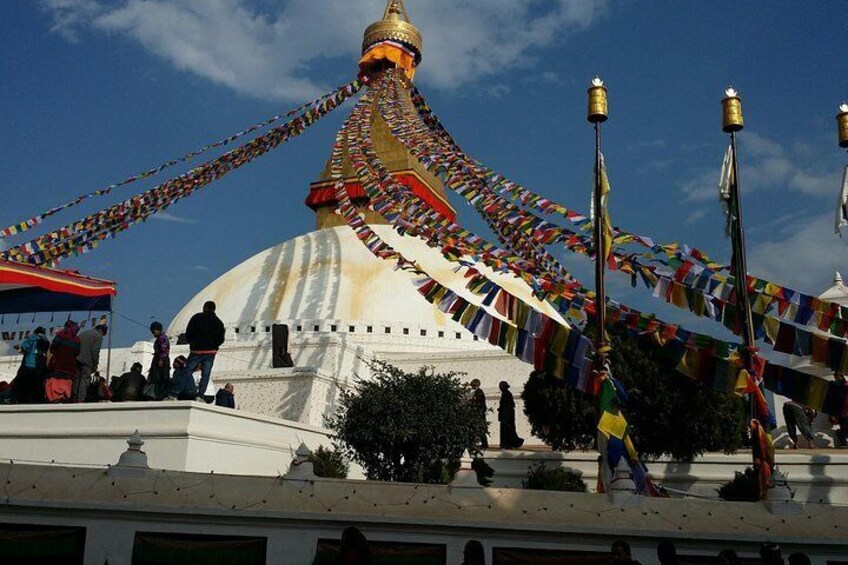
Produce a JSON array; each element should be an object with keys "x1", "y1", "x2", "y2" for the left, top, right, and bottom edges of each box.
[
  {"x1": 835, "y1": 165, "x2": 848, "y2": 237},
  {"x1": 718, "y1": 144, "x2": 734, "y2": 236}
]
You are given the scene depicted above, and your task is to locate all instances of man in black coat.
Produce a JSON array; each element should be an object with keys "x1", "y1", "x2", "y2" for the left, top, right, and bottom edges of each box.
[
  {"x1": 112, "y1": 363, "x2": 148, "y2": 402},
  {"x1": 183, "y1": 301, "x2": 226, "y2": 402},
  {"x1": 497, "y1": 380, "x2": 524, "y2": 449},
  {"x1": 215, "y1": 383, "x2": 236, "y2": 409}
]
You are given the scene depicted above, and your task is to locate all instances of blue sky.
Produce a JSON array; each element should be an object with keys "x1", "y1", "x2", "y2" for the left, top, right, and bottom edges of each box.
[{"x1": 1, "y1": 0, "x2": 846, "y2": 349}]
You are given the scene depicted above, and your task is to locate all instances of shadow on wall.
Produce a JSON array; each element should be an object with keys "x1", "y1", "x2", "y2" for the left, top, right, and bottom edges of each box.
[{"x1": 232, "y1": 228, "x2": 344, "y2": 372}]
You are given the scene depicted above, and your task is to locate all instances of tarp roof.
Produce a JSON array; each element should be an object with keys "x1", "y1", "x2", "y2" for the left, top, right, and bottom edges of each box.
[{"x1": 0, "y1": 259, "x2": 116, "y2": 314}]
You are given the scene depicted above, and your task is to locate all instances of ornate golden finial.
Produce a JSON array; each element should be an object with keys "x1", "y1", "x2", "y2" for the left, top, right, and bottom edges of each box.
[
  {"x1": 837, "y1": 102, "x2": 848, "y2": 148},
  {"x1": 722, "y1": 86, "x2": 744, "y2": 133},
  {"x1": 587, "y1": 76, "x2": 608, "y2": 123},
  {"x1": 362, "y1": 0, "x2": 422, "y2": 64}
]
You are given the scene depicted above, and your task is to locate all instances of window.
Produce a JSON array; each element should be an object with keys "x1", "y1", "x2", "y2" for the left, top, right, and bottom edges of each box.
[
  {"x1": 313, "y1": 539, "x2": 444, "y2": 565},
  {"x1": 313, "y1": 325, "x2": 320, "y2": 332},
  {"x1": 330, "y1": 325, "x2": 337, "y2": 332},
  {"x1": 420, "y1": 329, "x2": 427, "y2": 336},
  {"x1": 455, "y1": 332, "x2": 462, "y2": 339},
  {"x1": 403, "y1": 328, "x2": 409, "y2": 335},
  {"x1": 348, "y1": 326, "x2": 355, "y2": 333},
  {"x1": 0, "y1": 523, "x2": 86, "y2": 565},
  {"x1": 234, "y1": 327, "x2": 240, "y2": 334},
  {"x1": 438, "y1": 331, "x2": 445, "y2": 338},
  {"x1": 385, "y1": 327, "x2": 391, "y2": 334},
  {"x1": 296, "y1": 325, "x2": 302, "y2": 332},
  {"x1": 133, "y1": 533, "x2": 267, "y2": 565},
  {"x1": 264, "y1": 326, "x2": 270, "y2": 332},
  {"x1": 367, "y1": 326, "x2": 373, "y2": 333},
  {"x1": 250, "y1": 326, "x2": 256, "y2": 333},
  {"x1": 473, "y1": 335, "x2": 479, "y2": 341}
]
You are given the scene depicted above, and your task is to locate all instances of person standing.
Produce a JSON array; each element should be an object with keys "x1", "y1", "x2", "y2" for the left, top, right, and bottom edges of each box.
[
  {"x1": 782, "y1": 401, "x2": 817, "y2": 449},
  {"x1": 469, "y1": 379, "x2": 488, "y2": 449},
  {"x1": 45, "y1": 320, "x2": 81, "y2": 403},
  {"x1": 183, "y1": 301, "x2": 225, "y2": 402},
  {"x1": 12, "y1": 327, "x2": 50, "y2": 403},
  {"x1": 497, "y1": 380, "x2": 524, "y2": 449},
  {"x1": 76, "y1": 324, "x2": 107, "y2": 403},
  {"x1": 832, "y1": 372, "x2": 848, "y2": 447},
  {"x1": 148, "y1": 321, "x2": 171, "y2": 399}
]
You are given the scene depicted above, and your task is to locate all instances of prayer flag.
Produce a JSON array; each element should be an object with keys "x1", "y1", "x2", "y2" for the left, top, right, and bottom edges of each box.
[
  {"x1": 835, "y1": 166, "x2": 848, "y2": 236},
  {"x1": 718, "y1": 143, "x2": 734, "y2": 236},
  {"x1": 590, "y1": 154, "x2": 614, "y2": 261}
]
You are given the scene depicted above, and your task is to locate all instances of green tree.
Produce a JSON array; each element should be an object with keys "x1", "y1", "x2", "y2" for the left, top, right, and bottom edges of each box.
[
  {"x1": 308, "y1": 445, "x2": 349, "y2": 479},
  {"x1": 522, "y1": 325, "x2": 746, "y2": 461},
  {"x1": 327, "y1": 362, "x2": 487, "y2": 483}
]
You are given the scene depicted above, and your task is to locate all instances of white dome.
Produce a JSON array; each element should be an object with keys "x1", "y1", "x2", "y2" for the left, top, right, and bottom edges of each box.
[{"x1": 169, "y1": 225, "x2": 567, "y2": 337}]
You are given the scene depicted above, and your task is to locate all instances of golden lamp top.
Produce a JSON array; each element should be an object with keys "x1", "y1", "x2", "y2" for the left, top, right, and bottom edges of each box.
[{"x1": 363, "y1": 0, "x2": 423, "y2": 64}]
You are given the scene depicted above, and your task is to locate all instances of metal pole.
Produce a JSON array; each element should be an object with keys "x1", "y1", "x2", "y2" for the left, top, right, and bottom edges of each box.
[
  {"x1": 587, "y1": 77, "x2": 609, "y2": 370},
  {"x1": 593, "y1": 122, "x2": 608, "y2": 363},
  {"x1": 106, "y1": 294, "x2": 115, "y2": 380},
  {"x1": 728, "y1": 130, "x2": 757, "y2": 371}
]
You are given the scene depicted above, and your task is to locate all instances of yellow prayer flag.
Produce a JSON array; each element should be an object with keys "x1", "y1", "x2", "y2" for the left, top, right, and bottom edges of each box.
[{"x1": 598, "y1": 410, "x2": 628, "y2": 440}]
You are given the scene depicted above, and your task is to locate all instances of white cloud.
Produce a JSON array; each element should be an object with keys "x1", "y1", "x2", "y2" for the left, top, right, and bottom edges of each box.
[
  {"x1": 679, "y1": 131, "x2": 842, "y2": 202},
  {"x1": 150, "y1": 212, "x2": 198, "y2": 224},
  {"x1": 41, "y1": 0, "x2": 609, "y2": 101},
  {"x1": 684, "y1": 208, "x2": 707, "y2": 225},
  {"x1": 749, "y1": 211, "x2": 848, "y2": 296}
]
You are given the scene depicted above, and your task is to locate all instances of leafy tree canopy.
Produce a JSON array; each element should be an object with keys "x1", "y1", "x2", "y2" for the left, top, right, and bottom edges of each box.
[
  {"x1": 328, "y1": 362, "x2": 487, "y2": 483},
  {"x1": 523, "y1": 325, "x2": 746, "y2": 461}
]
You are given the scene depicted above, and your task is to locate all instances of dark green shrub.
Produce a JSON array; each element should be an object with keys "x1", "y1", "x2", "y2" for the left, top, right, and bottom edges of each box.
[
  {"x1": 308, "y1": 445, "x2": 349, "y2": 479},
  {"x1": 327, "y1": 362, "x2": 486, "y2": 483},
  {"x1": 718, "y1": 466, "x2": 759, "y2": 501},
  {"x1": 523, "y1": 462, "x2": 587, "y2": 492}
]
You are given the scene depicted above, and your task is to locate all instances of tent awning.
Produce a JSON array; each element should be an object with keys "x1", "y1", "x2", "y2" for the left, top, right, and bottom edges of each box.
[{"x1": 0, "y1": 259, "x2": 116, "y2": 314}]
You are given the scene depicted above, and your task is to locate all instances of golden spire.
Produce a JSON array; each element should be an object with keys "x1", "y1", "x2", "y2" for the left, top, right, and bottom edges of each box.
[{"x1": 362, "y1": 0, "x2": 422, "y2": 65}]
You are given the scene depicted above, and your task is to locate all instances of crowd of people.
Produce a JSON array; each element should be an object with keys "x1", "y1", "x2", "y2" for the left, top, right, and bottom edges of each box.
[{"x1": 0, "y1": 300, "x2": 236, "y2": 409}]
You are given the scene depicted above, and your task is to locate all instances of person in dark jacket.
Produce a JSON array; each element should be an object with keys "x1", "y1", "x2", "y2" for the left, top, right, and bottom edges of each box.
[
  {"x1": 497, "y1": 381, "x2": 524, "y2": 449},
  {"x1": 112, "y1": 363, "x2": 148, "y2": 402},
  {"x1": 183, "y1": 301, "x2": 225, "y2": 402},
  {"x1": 12, "y1": 327, "x2": 49, "y2": 403},
  {"x1": 468, "y1": 379, "x2": 488, "y2": 449},
  {"x1": 461, "y1": 540, "x2": 485, "y2": 565},
  {"x1": 783, "y1": 400, "x2": 817, "y2": 449},
  {"x1": 45, "y1": 320, "x2": 81, "y2": 403},
  {"x1": 166, "y1": 356, "x2": 198, "y2": 401},
  {"x1": 215, "y1": 383, "x2": 236, "y2": 409},
  {"x1": 148, "y1": 321, "x2": 171, "y2": 398}
]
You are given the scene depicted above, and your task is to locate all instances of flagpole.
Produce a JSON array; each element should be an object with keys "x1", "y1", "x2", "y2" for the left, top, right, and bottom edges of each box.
[
  {"x1": 722, "y1": 87, "x2": 774, "y2": 500},
  {"x1": 588, "y1": 76, "x2": 615, "y2": 493},
  {"x1": 835, "y1": 104, "x2": 848, "y2": 236},
  {"x1": 588, "y1": 77, "x2": 609, "y2": 368}
]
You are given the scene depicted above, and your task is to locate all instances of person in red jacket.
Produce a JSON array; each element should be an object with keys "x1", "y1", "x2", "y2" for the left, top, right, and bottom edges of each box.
[{"x1": 45, "y1": 320, "x2": 81, "y2": 403}]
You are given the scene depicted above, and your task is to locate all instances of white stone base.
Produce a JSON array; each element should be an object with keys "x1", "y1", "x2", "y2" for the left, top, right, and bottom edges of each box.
[{"x1": 0, "y1": 402, "x2": 331, "y2": 476}]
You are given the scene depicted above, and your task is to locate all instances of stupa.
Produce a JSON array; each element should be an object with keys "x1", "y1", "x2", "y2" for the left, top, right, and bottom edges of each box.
[{"x1": 155, "y1": 0, "x2": 568, "y2": 441}]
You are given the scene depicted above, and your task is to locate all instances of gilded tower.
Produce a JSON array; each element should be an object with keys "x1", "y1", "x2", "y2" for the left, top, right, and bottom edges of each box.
[{"x1": 305, "y1": 0, "x2": 456, "y2": 229}]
